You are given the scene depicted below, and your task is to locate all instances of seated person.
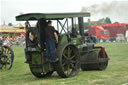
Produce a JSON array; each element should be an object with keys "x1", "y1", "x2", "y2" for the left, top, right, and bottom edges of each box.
[
  {"x1": 24, "y1": 31, "x2": 38, "y2": 63},
  {"x1": 28, "y1": 32, "x2": 38, "y2": 47}
]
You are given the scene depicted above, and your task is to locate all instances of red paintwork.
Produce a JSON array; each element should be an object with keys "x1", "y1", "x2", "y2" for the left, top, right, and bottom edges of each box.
[
  {"x1": 88, "y1": 25, "x2": 110, "y2": 40},
  {"x1": 94, "y1": 46, "x2": 106, "y2": 58}
]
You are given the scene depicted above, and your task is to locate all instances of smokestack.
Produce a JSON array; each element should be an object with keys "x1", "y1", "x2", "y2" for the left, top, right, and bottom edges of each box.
[{"x1": 78, "y1": 17, "x2": 84, "y2": 37}]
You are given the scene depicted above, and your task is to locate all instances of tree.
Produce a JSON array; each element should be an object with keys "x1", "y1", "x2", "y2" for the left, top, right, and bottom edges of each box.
[
  {"x1": 104, "y1": 17, "x2": 112, "y2": 24},
  {"x1": 8, "y1": 23, "x2": 13, "y2": 26},
  {"x1": 113, "y1": 22, "x2": 119, "y2": 24}
]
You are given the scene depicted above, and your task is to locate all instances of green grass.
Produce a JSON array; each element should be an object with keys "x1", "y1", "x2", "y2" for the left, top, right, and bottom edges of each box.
[{"x1": 0, "y1": 42, "x2": 128, "y2": 85}]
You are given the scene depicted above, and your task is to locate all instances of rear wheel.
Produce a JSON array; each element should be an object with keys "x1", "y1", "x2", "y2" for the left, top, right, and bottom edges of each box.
[
  {"x1": 29, "y1": 65, "x2": 53, "y2": 78},
  {"x1": 55, "y1": 43, "x2": 80, "y2": 78}
]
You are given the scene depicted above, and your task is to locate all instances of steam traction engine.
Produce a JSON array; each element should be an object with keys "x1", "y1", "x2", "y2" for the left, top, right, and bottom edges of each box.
[{"x1": 16, "y1": 12, "x2": 109, "y2": 78}]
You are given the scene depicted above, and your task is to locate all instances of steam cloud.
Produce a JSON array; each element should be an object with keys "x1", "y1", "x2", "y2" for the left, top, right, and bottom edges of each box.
[{"x1": 81, "y1": 0, "x2": 128, "y2": 23}]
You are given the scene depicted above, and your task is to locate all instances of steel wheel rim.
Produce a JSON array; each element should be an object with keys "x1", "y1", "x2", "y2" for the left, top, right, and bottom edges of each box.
[
  {"x1": 61, "y1": 45, "x2": 78, "y2": 76},
  {"x1": 29, "y1": 64, "x2": 53, "y2": 78}
]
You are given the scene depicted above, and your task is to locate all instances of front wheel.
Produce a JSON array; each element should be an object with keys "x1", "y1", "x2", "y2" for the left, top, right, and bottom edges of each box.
[
  {"x1": 98, "y1": 51, "x2": 109, "y2": 70},
  {"x1": 55, "y1": 43, "x2": 80, "y2": 78},
  {"x1": 81, "y1": 51, "x2": 109, "y2": 71}
]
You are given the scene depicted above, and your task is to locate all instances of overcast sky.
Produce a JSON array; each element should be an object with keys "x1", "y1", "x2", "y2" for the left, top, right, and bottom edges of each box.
[{"x1": 0, "y1": 0, "x2": 128, "y2": 25}]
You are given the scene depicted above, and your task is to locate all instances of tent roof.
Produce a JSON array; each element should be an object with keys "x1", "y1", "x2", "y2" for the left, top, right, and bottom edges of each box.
[
  {"x1": 0, "y1": 24, "x2": 14, "y2": 29},
  {"x1": 16, "y1": 12, "x2": 90, "y2": 21},
  {"x1": 14, "y1": 23, "x2": 25, "y2": 28}
]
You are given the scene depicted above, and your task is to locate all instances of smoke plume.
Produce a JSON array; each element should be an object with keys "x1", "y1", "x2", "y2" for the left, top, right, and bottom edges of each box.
[{"x1": 81, "y1": 0, "x2": 128, "y2": 23}]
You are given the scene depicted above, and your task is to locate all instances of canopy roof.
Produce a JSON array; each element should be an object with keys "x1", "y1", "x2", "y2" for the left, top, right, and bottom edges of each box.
[{"x1": 16, "y1": 12, "x2": 90, "y2": 21}]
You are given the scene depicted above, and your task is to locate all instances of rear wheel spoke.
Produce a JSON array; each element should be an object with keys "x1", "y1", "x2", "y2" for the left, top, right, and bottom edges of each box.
[
  {"x1": 71, "y1": 55, "x2": 75, "y2": 59},
  {"x1": 63, "y1": 53, "x2": 68, "y2": 58},
  {"x1": 71, "y1": 60, "x2": 76, "y2": 63},
  {"x1": 62, "y1": 63, "x2": 66, "y2": 67},
  {"x1": 66, "y1": 65, "x2": 70, "y2": 75},
  {"x1": 68, "y1": 47, "x2": 71, "y2": 58},
  {"x1": 70, "y1": 64, "x2": 75, "y2": 68}
]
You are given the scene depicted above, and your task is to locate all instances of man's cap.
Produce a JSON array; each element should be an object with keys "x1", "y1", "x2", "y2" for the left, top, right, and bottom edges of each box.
[{"x1": 48, "y1": 20, "x2": 52, "y2": 24}]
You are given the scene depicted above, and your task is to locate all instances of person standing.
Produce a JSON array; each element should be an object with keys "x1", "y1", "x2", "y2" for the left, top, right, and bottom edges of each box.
[{"x1": 45, "y1": 21, "x2": 58, "y2": 62}]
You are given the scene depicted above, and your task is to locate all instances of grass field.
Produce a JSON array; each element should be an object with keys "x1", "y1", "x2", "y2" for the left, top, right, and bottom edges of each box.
[{"x1": 0, "y1": 42, "x2": 128, "y2": 85}]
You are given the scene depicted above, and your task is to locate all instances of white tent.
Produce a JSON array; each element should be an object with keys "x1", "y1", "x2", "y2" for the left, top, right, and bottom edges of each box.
[{"x1": 0, "y1": 24, "x2": 14, "y2": 29}]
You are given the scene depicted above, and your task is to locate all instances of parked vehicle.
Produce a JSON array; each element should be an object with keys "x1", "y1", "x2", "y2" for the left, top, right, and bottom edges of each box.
[
  {"x1": 89, "y1": 23, "x2": 128, "y2": 42},
  {"x1": 88, "y1": 25, "x2": 110, "y2": 42}
]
